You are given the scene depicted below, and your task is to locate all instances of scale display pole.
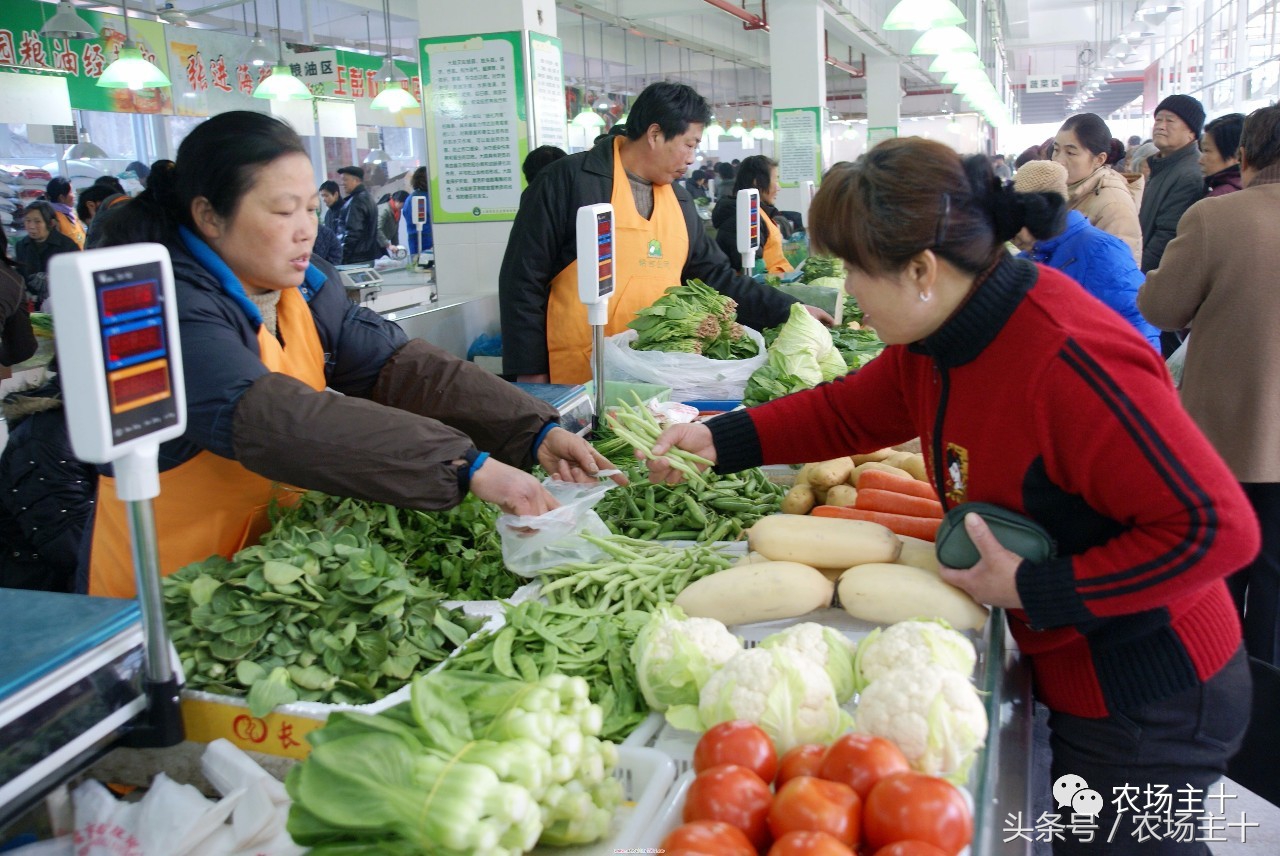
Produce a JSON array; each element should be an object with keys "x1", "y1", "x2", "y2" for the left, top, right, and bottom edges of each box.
[
  {"x1": 736, "y1": 188, "x2": 760, "y2": 276},
  {"x1": 49, "y1": 244, "x2": 188, "y2": 747},
  {"x1": 410, "y1": 194, "x2": 430, "y2": 270},
  {"x1": 576, "y1": 203, "x2": 615, "y2": 426}
]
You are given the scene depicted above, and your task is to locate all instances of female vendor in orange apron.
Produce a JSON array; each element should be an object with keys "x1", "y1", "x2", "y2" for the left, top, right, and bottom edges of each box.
[{"x1": 713, "y1": 155, "x2": 795, "y2": 276}]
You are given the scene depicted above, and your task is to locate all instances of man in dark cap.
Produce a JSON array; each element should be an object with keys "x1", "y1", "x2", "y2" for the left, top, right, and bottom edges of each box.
[
  {"x1": 1139, "y1": 93, "x2": 1207, "y2": 354},
  {"x1": 335, "y1": 165, "x2": 380, "y2": 265}
]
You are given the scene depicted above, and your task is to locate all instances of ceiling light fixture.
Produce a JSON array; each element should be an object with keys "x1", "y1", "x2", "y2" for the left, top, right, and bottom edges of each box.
[
  {"x1": 97, "y1": 0, "x2": 171, "y2": 90},
  {"x1": 910, "y1": 26, "x2": 978, "y2": 56},
  {"x1": 243, "y1": 1, "x2": 276, "y2": 67},
  {"x1": 371, "y1": 0, "x2": 419, "y2": 112},
  {"x1": 253, "y1": 0, "x2": 312, "y2": 100},
  {"x1": 40, "y1": 0, "x2": 98, "y2": 41},
  {"x1": 883, "y1": 0, "x2": 965, "y2": 31}
]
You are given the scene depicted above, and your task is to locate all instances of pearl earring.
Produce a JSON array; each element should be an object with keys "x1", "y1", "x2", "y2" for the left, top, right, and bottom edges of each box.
[{"x1": 919, "y1": 291, "x2": 932, "y2": 303}]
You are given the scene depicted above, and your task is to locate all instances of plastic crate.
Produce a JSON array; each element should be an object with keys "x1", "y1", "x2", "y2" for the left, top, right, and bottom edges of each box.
[{"x1": 529, "y1": 746, "x2": 677, "y2": 855}]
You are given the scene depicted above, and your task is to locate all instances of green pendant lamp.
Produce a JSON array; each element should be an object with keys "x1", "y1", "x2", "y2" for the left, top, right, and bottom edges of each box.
[
  {"x1": 97, "y1": 0, "x2": 170, "y2": 90},
  {"x1": 371, "y1": 0, "x2": 419, "y2": 112},
  {"x1": 253, "y1": 0, "x2": 312, "y2": 100},
  {"x1": 928, "y1": 51, "x2": 982, "y2": 73},
  {"x1": 910, "y1": 26, "x2": 978, "y2": 56},
  {"x1": 883, "y1": 0, "x2": 966, "y2": 31}
]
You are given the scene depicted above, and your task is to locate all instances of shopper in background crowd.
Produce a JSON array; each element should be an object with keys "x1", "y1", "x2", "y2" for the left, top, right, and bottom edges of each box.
[
  {"x1": 83, "y1": 176, "x2": 134, "y2": 249},
  {"x1": 375, "y1": 189, "x2": 407, "y2": 256},
  {"x1": 318, "y1": 180, "x2": 342, "y2": 232},
  {"x1": 1201, "y1": 112, "x2": 1245, "y2": 197},
  {"x1": 1128, "y1": 140, "x2": 1159, "y2": 179},
  {"x1": 0, "y1": 378, "x2": 95, "y2": 594},
  {"x1": 125, "y1": 160, "x2": 151, "y2": 187},
  {"x1": 1014, "y1": 144, "x2": 1045, "y2": 169},
  {"x1": 93, "y1": 176, "x2": 126, "y2": 195},
  {"x1": 1051, "y1": 113, "x2": 1143, "y2": 265},
  {"x1": 649, "y1": 137, "x2": 1256, "y2": 856},
  {"x1": 713, "y1": 160, "x2": 736, "y2": 206},
  {"x1": 1013, "y1": 160, "x2": 1159, "y2": 349},
  {"x1": 522, "y1": 145, "x2": 567, "y2": 185},
  {"x1": 44, "y1": 177, "x2": 85, "y2": 249},
  {"x1": 404, "y1": 166, "x2": 433, "y2": 258},
  {"x1": 335, "y1": 165, "x2": 380, "y2": 264},
  {"x1": 683, "y1": 168, "x2": 710, "y2": 199},
  {"x1": 0, "y1": 223, "x2": 36, "y2": 368},
  {"x1": 312, "y1": 221, "x2": 343, "y2": 267},
  {"x1": 1140, "y1": 104, "x2": 1280, "y2": 667},
  {"x1": 713, "y1": 155, "x2": 794, "y2": 274},
  {"x1": 88, "y1": 111, "x2": 618, "y2": 598},
  {"x1": 499, "y1": 82, "x2": 823, "y2": 385},
  {"x1": 991, "y1": 153, "x2": 1012, "y2": 181},
  {"x1": 14, "y1": 202, "x2": 78, "y2": 308},
  {"x1": 74, "y1": 184, "x2": 115, "y2": 228}
]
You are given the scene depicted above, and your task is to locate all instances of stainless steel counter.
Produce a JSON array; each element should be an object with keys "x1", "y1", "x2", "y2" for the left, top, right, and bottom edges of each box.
[{"x1": 359, "y1": 268, "x2": 500, "y2": 361}]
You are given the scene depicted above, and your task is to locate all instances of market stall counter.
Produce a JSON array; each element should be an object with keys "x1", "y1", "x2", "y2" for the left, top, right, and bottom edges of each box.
[{"x1": 347, "y1": 264, "x2": 500, "y2": 362}]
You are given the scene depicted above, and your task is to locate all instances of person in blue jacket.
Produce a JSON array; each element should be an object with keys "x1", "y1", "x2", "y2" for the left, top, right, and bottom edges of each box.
[
  {"x1": 404, "y1": 166, "x2": 432, "y2": 259},
  {"x1": 1013, "y1": 160, "x2": 1160, "y2": 350}
]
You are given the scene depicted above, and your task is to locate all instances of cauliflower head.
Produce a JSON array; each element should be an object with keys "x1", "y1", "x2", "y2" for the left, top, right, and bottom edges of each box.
[
  {"x1": 760, "y1": 622, "x2": 858, "y2": 703},
  {"x1": 667, "y1": 647, "x2": 851, "y2": 753},
  {"x1": 630, "y1": 606, "x2": 742, "y2": 711},
  {"x1": 852, "y1": 619, "x2": 977, "y2": 693},
  {"x1": 854, "y1": 663, "x2": 987, "y2": 781}
]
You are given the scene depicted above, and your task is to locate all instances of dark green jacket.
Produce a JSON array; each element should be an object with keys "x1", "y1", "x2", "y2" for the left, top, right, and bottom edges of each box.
[{"x1": 1138, "y1": 141, "x2": 1204, "y2": 272}]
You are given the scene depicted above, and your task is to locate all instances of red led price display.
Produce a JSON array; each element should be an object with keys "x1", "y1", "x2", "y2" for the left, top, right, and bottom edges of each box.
[
  {"x1": 101, "y1": 281, "x2": 159, "y2": 318},
  {"x1": 106, "y1": 324, "x2": 162, "y2": 363},
  {"x1": 109, "y1": 364, "x2": 170, "y2": 412}
]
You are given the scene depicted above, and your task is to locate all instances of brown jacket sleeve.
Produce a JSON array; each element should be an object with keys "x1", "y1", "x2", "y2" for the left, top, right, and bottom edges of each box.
[
  {"x1": 371, "y1": 339, "x2": 558, "y2": 469},
  {"x1": 232, "y1": 372, "x2": 475, "y2": 510}
]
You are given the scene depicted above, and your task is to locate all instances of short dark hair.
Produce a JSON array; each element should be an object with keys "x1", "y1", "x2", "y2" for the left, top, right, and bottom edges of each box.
[
  {"x1": 809, "y1": 137, "x2": 1064, "y2": 277},
  {"x1": 411, "y1": 166, "x2": 428, "y2": 192},
  {"x1": 319, "y1": 180, "x2": 340, "y2": 195},
  {"x1": 46, "y1": 177, "x2": 73, "y2": 203},
  {"x1": 733, "y1": 155, "x2": 777, "y2": 195},
  {"x1": 337, "y1": 165, "x2": 364, "y2": 180},
  {"x1": 522, "y1": 145, "x2": 567, "y2": 184},
  {"x1": 715, "y1": 161, "x2": 734, "y2": 181},
  {"x1": 1204, "y1": 113, "x2": 1246, "y2": 162},
  {"x1": 76, "y1": 184, "x2": 116, "y2": 220},
  {"x1": 21, "y1": 200, "x2": 56, "y2": 229},
  {"x1": 1128, "y1": 135, "x2": 1142, "y2": 147},
  {"x1": 391, "y1": 190, "x2": 409, "y2": 203},
  {"x1": 1059, "y1": 113, "x2": 1113, "y2": 158},
  {"x1": 1241, "y1": 104, "x2": 1280, "y2": 172},
  {"x1": 93, "y1": 175, "x2": 126, "y2": 194},
  {"x1": 110, "y1": 111, "x2": 307, "y2": 246},
  {"x1": 623, "y1": 82, "x2": 711, "y2": 142}
]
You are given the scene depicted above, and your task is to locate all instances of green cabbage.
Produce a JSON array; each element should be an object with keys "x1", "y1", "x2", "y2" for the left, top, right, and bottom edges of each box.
[{"x1": 743, "y1": 304, "x2": 848, "y2": 406}]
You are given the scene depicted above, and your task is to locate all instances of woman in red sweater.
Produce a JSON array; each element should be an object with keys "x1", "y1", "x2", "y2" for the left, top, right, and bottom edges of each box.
[{"x1": 650, "y1": 138, "x2": 1256, "y2": 855}]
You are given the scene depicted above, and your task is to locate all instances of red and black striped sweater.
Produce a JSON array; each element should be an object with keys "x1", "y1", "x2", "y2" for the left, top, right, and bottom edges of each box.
[{"x1": 711, "y1": 257, "x2": 1258, "y2": 718}]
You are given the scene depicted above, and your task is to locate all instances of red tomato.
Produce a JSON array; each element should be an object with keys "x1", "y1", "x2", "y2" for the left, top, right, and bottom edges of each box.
[
  {"x1": 863, "y1": 773, "x2": 973, "y2": 856},
  {"x1": 818, "y1": 733, "x2": 911, "y2": 799},
  {"x1": 767, "y1": 775, "x2": 862, "y2": 847},
  {"x1": 684, "y1": 764, "x2": 775, "y2": 851},
  {"x1": 661, "y1": 820, "x2": 757, "y2": 856},
  {"x1": 775, "y1": 744, "x2": 827, "y2": 788},
  {"x1": 873, "y1": 842, "x2": 950, "y2": 856},
  {"x1": 767, "y1": 830, "x2": 857, "y2": 856},
  {"x1": 695, "y1": 721, "x2": 779, "y2": 784}
]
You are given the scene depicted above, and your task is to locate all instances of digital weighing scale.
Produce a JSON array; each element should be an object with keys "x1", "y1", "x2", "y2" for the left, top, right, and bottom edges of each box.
[
  {"x1": 576, "y1": 203, "x2": 614, "y2": 426},
  {"x1": 735, "y1": 188, "x2": 761, "y2": 276},
  {"x1": 0, "y1": 244, "x2": 188, "y2": 825},
  {"x1": 512, "y1": 383, "x2": 594, "y2": 437},
  {"x1": 338, "y1": 264, "x2": 385, "y2": 305}
]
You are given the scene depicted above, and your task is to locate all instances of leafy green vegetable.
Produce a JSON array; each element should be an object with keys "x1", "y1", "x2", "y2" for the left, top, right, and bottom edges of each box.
[
  {"x1": 828, "y1": 324, "x2": 886, "y2": 369},
  {"x1": 799, "y1": 256, "x2": 844, "y2": 283},
  {"x1": 270, "y1": 491, "x2": 520, "y2": 600},
  {"x1": 163, "y1": 520, "x2": 485, "y2": 716},
  {"x1": 442, "y1": 601, "x2": 652, "y2": 742},
  {"x1": 629, "y1": 279, "x2": 759, "y2": 359},
  {"x1": 743, "y1": 303, "x2": 848, "y2": 406}
]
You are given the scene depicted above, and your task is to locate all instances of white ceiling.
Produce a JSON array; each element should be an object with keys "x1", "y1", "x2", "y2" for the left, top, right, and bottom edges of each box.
[{"x1": 58, "y1": 0, "x2": 1168, "y2": 123}]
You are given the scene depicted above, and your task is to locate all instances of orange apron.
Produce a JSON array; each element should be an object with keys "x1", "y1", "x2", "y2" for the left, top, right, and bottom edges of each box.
[
  {"x1": 545, "y1": 137, "x2": 690, "y2": 384},
  {"x1": 760, "y1": 210, "x2": 794, "y2": 275},
  {"x1": 55, "y1": 211, "x2": 86, "y2": 250},
  {"x1": 88, "y1": 288, "x2": 327, "y2": 598}
]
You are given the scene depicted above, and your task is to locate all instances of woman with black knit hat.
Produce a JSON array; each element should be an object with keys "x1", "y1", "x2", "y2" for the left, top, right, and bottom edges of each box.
[{"x1": 646, "y1": 137, "x2": 1255, "y2": 856}]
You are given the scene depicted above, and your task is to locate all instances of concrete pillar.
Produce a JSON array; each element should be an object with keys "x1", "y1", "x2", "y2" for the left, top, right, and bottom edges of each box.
[
  {"x1": 864, "y1": 55, "x2": 902, "y2": 150},
  {"x1": 767, "y1": 0, "x2": 826, "y2": 224},
  {"x1": 416, "y1": 0, "x2": 557, "y2": 294}
]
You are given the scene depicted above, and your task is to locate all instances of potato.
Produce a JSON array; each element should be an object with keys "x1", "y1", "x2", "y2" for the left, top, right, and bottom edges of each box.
[
  {"x1": 851, "y1": 461, "x2": 914, "y2": 484},
  {"x1": 748, "y1": 514, "x2": 902, "y2": 569},
  {"x1": 836, "y1": 563, "x2": 988, "y2": 631},
  {"x1": 882, "y1": 451, "x2": 917, "y2": 470},
  {"x1": 781, "y1": 484, "x2": 816, "y2": 515},
  {"x1": 809, "y1": 457, "x2": 855, "y2": 489},
  {"x1": 851, "y1": 448, "x2": 896, "y2": 464},
  {"x1": 812, "y1": 484, "x2": 829, "y2": 505},
  {"x1": 899, "y1": 453, "x2": 928, "y2": 482},
  {"x1": 675, "y1": 562, "x2": 835, "y2": 626},
  {"x1": 825, "y1": 485, "x2": 858, "y2": 508},
  {"x1": 794, "y1": 463, "x2": 815, "y2": 486},
  {"x1": 896, "y1": 535, "x2": 940, "y2": 574}
]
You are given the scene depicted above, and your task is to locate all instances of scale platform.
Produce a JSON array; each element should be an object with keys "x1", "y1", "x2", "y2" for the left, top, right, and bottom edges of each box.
[
  {"x1": 513, "y1": 382, "x2": 594, "y2": 437},
  {"x1": 0, "y1": 590, "x2": 147, "y2": 825}
]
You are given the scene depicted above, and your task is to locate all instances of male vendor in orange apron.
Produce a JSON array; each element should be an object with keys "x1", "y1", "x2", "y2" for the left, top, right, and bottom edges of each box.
[{"x1": 498, "y1": 82, "x2": 832, "y2": 385}]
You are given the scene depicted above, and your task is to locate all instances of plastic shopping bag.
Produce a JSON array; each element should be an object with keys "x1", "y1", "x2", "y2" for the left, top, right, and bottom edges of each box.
[
  {"x1": 1166, "y1": 333, "x2": 1189, "y2": 389},
  {"x1": 497, "y1": 474, "x2": 620, "y2": 576},
  {"x1": 603, "y1": 327, "x2": 767, "y2": 402}
]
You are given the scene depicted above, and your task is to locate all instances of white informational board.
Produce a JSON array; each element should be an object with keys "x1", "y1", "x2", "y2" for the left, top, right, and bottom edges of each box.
[{"x1": 0, "y1": 71, "x2": 73, "y2": 127}]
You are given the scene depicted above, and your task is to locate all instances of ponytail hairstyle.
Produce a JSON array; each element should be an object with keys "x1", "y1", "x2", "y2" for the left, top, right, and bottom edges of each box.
[
  {"x1": 1106, "y1": 138, "x2": 1127, "y2": 166},
  {"x1": 45, "y1": 177, "x2": 73, "y2": 204},
  {"x1": 809, "y1": 137, "x2": 1065, "y2": 277},
  {"x1": 113, "y1": 111, "x2": 306, "y2": 247},
  {"x1": 733, "y1": 155, "x2": 778, "y2": 196}
]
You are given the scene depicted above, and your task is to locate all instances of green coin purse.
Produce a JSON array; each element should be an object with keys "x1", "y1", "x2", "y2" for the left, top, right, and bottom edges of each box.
[{"x1": 934, "y1": 502, "x2": 1057, "y2": 570}]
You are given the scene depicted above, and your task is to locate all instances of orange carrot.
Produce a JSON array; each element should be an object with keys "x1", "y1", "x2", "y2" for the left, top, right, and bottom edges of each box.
[
  {"x1": 856, "y1": 468, "x2": 939, "y2": 500},
  {"x1": 811, "y1": 505, "x2": 942, "y2": 542},
  {"x1": 855, "y1": 487, "x2": 944, "y2": 520}
]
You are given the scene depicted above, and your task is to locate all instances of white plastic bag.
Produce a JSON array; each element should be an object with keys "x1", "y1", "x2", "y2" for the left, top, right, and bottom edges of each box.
[
  {"x1": 603, "y1": 327, "x2": 767, "y2": 402},
  {"x1": 1166, "y1": 332, "x2": 1189, "y2": 389},
  {"x1": 497, "y1": 475, "x2": 619, "y2": 576}
]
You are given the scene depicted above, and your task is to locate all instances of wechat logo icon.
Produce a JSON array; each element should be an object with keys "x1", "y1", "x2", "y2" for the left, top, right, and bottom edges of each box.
[{"x1": 1054, "y1": 774, "x2": 1103, "y2": 818}]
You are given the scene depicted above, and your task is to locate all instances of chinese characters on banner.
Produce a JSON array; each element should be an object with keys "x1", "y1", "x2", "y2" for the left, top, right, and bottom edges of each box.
[
  {"x1": 774, "y1": 107, "x2": 823, "y2": 188},
  {"x1": 165, "y1": 28, "x2": 272, "y2": 117},
  {"x1": 0, "y1": 0, "x2": 172, "y2": 114},
  {"x1": 528, "y1": 32, "x2": 567, "y2": 151},
  {"x1": 1025, "y1": 75, "x2": 1063, "y2": 93},
  {"x1": 421, "y1": 32, "x2": 528, "y2": 223},
  {"x1": 314, "y1": 50, "x2": 423, "y2": 129}
]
